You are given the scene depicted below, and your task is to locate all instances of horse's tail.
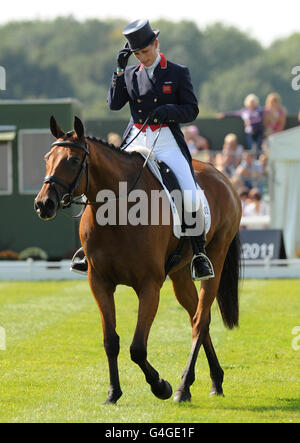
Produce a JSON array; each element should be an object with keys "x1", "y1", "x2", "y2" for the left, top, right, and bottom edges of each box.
[{"x1": 217, "y1": 233, "x2": 242, "y2": 329}]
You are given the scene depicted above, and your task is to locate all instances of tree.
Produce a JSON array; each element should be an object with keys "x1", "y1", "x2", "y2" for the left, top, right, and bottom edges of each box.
[{"x1": 0, "y1": 18, "x2": 299, "y2": 117}]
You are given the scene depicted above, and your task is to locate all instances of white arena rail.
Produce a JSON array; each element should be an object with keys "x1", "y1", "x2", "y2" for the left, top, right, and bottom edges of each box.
[
  {"x1": 0, "y1": 260, "x2": 86, "y2": 281},
  {"x1": 242, "y1": 258, "x2": 300, "y2": 279},
  {"x1": 0, "y1": 258, "x2": 299, "y2": 281},
  {"x1": 240, "y1": 215, "x2": 271, "y2": 229}
]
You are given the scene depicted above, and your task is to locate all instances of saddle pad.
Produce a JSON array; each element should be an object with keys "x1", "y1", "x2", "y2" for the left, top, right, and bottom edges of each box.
[{"x1": 125, "y1": 146, "x2": 211, "y2": 238}]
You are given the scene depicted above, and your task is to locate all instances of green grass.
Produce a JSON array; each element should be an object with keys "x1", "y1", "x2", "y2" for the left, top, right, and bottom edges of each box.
[{"x1": 0, "y1": 279, "x2": 299, "y2": 423}]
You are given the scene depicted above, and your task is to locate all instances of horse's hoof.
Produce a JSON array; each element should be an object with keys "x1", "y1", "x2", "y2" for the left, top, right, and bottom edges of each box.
[
  {"x1": 209, "y1": 389, "x2": 225, "y2": 398},
  {"x1": 173, "y1": 389, "x2": 191, "y2": 403},
  {"x1": 151, "y1": 379, "x2": 173, "y2": 400},
  {"x1": 104, "y1": 388, "x2": 123, "y2": 405},
  {"x1": 209, "y1": 383, "x2": 225, "y2": 397}
]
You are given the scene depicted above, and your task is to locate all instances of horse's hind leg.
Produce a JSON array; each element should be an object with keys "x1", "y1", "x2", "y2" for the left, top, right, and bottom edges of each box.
[
  {"x1": 130, "y1": 280, "x2": 172, "y2": 400},
  {"x1": 169, "y1": 264, "x2": 199, "y2": 325},
  {"x1": 203, "y1": 332, "x2": 224, "y2": 397},
  {"x1": 173, "y1": 246, "x2": 227, "y2": 402},
  {"x1": 170, "y1": 263, "x2": 224, "y2": 400}
]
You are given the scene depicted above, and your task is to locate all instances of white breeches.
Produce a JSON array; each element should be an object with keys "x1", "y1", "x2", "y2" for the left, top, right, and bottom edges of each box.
[{"x1": 124, "y1": 126, "x2": 201, "y2": 213}]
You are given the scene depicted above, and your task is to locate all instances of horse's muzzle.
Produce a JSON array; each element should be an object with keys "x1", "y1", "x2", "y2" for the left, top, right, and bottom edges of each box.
[{"x1": 34, "y1": 196, "x2": 58, "y2": 221}]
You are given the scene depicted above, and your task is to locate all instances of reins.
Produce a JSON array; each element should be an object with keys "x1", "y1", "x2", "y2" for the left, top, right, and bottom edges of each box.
[{"x1": 44, "y1": 114, "x2": 163, "y2": 219}]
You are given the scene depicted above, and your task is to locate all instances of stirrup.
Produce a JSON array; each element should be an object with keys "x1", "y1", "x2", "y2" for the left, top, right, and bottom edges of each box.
[
  {"x1": 70, "y1": 247, "x2": 88, "y2": 276},
  {"x1": 191, "y1": 253, "x2": 215, "y2": 281}
]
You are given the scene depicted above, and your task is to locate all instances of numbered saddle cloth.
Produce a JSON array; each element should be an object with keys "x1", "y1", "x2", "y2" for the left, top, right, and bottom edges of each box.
[{"x1": 126, "y1": 146, "x2": 211, "y2": 238}]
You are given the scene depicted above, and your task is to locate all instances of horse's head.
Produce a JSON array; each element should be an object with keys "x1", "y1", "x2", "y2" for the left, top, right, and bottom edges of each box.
[{"x1": 34, "y1": 116, "x2": 89, "y2": 221}]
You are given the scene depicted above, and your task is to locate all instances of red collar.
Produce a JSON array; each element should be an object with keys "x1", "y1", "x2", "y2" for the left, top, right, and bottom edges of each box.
[
  {"x1": 159, "y1": 53, "x2": 167, "y2": 69},
  {"x1": 138, "y1": 53, "x2": 167, "y2": 71}
]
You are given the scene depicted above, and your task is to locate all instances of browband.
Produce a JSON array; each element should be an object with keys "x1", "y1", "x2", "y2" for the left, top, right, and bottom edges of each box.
[{"x1": 51, "y1": 140, "x2": 89, "y2": 155}]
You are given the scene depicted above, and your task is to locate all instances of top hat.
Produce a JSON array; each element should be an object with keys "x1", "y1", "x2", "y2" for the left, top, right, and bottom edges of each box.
[{"x1": 122, "y1": 19, "x2": 160, "y2": 52}]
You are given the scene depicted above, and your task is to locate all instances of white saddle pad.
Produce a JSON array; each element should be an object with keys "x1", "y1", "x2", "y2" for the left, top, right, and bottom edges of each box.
[{"x1": 126, "y1": 146, "x2": 211, "y2": 239}]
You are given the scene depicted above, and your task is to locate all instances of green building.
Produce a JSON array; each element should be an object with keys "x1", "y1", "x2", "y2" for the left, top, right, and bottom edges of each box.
[{"x1": 0, "y1": 99, "x2": 81, "y2": 259}]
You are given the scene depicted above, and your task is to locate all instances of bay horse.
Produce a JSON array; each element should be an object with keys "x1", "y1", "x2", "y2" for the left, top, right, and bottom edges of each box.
[{"x1": 34, "y1": 116, "x2": 242, "y2": 404}]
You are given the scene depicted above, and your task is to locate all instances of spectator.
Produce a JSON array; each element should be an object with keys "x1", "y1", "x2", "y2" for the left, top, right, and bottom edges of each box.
[
  {"x1": 107, "y1": 132, "x2": 122, "y2": 147},
  {"x1": 222, "y1": 152, "x2": 236, "y2": 178},
  {"x1": 214, "y1": 151, "x2": 236, "y2": 179},
  {"x1": 243, "y1": 188, "x2": 270, "y2": 217},
  {"x1": 235, "y1": 151, "x2": 264, "y2": 190},
  {"x1": 182, "y1": 125, "x2": 210, "y2": 157},
  {"x1": 214, "y1": 153, "x2": 226, "y2": 174},
  {"x1": 238, "y1": 186, "x2": 250, "y2": 216},
  {"x1": 263, "y1": 92, "x2": 287, "y2": 137},
  {"x1": 242, "y1": 188, "x2": 270, "y2": 229},
  {"x1": 217, "y1": 94, "x2": 264, "y2": 153},
  {"x1": 230, "y1": 175, "x2": 243, "y2": 192},
  {"x1": 222, "y1": 133, "x2": 244, "y2": 167},
  {"x1": 257, "y1": 153, "x2": 269, "y2": 194}
]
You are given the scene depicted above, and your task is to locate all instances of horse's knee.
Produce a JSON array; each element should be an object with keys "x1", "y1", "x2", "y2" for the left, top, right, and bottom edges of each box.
[
  {"x1": 130, "y1": 344, "x2": 147, "y2": 365},
  {"x1": 104, "y1": 333, "x2": 120, "y2": 358}
]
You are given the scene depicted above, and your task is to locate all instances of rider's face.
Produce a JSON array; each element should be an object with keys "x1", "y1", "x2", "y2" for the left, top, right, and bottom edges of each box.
[{"x1": 133, "y1": 39, "x2": 159, "y2": 67}]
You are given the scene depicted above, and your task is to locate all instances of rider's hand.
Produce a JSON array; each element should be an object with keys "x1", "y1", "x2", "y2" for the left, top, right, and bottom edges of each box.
[
  {"x1": 117, "y1": 44, "x2": 132, "y2": 71},
  {"x1": 150, "y1": 105, "x2": 169, "y2": 123}
]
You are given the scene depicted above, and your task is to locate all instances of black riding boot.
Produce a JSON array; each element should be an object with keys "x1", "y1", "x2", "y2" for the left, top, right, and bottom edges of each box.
[
  {"x1": 70, "y1": 248, "x2": 88, "y2": 275},
  {"x1": 190, "y1": 233, "x2": 215, "y2": 281}
]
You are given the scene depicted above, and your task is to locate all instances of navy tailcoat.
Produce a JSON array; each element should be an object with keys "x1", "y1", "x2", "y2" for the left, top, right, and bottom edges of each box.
[{"x1": 107, "y1": 54, "x2": 199, "y2": 171}]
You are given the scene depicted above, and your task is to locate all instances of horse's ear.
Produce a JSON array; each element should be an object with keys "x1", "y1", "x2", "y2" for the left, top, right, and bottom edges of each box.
[
  {"x1": 50, "y1": 115, "x2": 64, "y2": 139},
  {"x1": 74, "y1": 116, "x2": 85, "y2": 140}
]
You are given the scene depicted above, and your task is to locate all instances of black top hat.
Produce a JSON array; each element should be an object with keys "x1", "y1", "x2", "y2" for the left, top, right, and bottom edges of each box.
[{"x1": 122, "y1": 19, "x2": 160, "y2": 52}]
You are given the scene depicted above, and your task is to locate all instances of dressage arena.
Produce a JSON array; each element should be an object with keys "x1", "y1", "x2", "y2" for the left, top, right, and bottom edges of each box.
[
  {"x1": 0, "y1": 278, "x2": 299, "y2": 423},
  {"x1": 0, "y1": 100, "x2": 300, "y2": 424}
]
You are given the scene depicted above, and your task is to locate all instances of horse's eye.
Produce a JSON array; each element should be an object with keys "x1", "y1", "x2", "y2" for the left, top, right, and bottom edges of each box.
[{"x1": 69, "y1": 156, "x2": 80, "y2": 166}]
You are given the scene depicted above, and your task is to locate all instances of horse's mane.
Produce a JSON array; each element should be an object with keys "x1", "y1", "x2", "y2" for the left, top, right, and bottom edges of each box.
[
  {"x1": 86, "y1": 135, "x2": 140, "y2": 159},
  {"x1": 63, "y1": 130, "x2": 140, "y2": 159},
  {"x1": 86, "y1": 136, "x2": 121, "y2": 152}
]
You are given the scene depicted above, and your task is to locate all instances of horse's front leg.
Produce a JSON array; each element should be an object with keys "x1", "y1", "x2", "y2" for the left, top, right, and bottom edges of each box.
[
  {"x1": 130, "y1": 281, "x2": 173, "y2": 400},
  {"x1": 88, "y1": 268, "x2": 122, "y2": 404}
]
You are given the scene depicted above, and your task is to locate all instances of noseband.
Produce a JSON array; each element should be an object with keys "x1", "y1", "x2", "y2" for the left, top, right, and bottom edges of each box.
[{"x1": 44, "y1": 140, "x2": 89, "y2": 209}]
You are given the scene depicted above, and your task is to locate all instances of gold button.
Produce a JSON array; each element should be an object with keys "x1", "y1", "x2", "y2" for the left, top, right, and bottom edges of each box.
[
  {"x1": 137, "y1": 99, "x2": 142, "y2": 103},
  {"x1": 138, "y1": 109, "x2": 142, "y2": 113},
  {"x1": 154, "y1": 98, "x2": 158, "y2": 102},
  {"x1": 154, "y1": 118, "x2": 158, "y2": 123},
  {"x1": 139, "y1": 119, "x2": 143, "y2": 123}
]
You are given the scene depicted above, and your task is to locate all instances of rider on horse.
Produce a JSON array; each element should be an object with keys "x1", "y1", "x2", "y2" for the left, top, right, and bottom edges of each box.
[{"x1": 72, "y1": 19, "x2": 214, "y2": 280}]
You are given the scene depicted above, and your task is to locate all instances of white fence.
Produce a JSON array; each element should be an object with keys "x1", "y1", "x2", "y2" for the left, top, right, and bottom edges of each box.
[
  {"x1": 0, "y1": 258, "x2": 299, "y2": 281},
  {"x1": 241, "y1": 258, "x2": 300, "y2": 279},
  {"x1": 0, "y1": 260, "x2": 86, "y2": 281}
]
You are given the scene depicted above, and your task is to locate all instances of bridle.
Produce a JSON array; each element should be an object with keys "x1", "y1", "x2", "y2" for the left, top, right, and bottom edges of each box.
[
  {"x1": 43, "y1": 115, "x2": 163, "y2": 216},
  {"x1": 43, "y1": 140, "x2": 90, "y2": 210}
]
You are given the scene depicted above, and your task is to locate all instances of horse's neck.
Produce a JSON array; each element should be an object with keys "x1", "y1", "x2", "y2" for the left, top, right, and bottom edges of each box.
[{"x1": 86, "y1": 140, "x2": 141, "y2": 201}]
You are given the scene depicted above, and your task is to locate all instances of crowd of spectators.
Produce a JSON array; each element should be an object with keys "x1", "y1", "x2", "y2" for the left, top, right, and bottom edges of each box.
[
  {"x1": 181, "y1": 92, "x2": 291, "y2": 227},
  {"x1": 213, "y1": 92, "x2": 288, "y2": 224}
]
